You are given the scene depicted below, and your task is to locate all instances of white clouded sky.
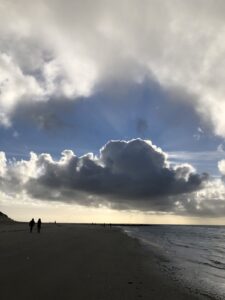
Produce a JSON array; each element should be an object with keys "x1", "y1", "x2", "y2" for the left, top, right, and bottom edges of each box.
[
  {"x1": 0, "y1": 0, "x2": 225, "y2": 135},
  {"x1": 1, "y1": 0, "x2": 225, "y2": 223}
]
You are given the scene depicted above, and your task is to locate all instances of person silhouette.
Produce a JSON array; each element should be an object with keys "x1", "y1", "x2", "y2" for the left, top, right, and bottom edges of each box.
[
  {"x1": 29, "y1": 218, "x2": 35, "y2": 233},
  {"x1": 37, "y1": 218, "x2": 42, "y2": 233}
]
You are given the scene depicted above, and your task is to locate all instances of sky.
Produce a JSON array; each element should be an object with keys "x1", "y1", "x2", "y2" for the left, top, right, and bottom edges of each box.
[{"x1": 1, "y1": 0, "x2": 225, "y2": 224}]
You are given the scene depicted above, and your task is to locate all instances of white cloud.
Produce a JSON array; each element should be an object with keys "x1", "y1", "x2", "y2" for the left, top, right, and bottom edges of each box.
[
  {"x1": 0, "y1": 53, "x2": 44, "y2": 126},
  {"x1": 0, "y1": 0, "x2": 225, "y2": 135},
  {"x1": 0, "y1": 152, "x2": 7, "y2": 177},
  {"x1": 181, "y1": 178, "x2": 225, "y2": 216},
  {"x1": 218, "y1": 159, "x2": 225, "y2": 175}
]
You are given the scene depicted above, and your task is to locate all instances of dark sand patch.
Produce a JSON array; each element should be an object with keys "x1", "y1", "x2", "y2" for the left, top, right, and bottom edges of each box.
[{"x1": 0, "y1": 223, "x2": 205, "y2": 299}]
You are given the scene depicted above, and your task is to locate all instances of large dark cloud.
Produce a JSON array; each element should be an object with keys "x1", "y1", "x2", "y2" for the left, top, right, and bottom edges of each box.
[
  {"x1": 32, "y1": 139, "x2": 207, "y2": 197},
  {"x1": 0, "y1": 139, "x2": 210, "y2": 214}
]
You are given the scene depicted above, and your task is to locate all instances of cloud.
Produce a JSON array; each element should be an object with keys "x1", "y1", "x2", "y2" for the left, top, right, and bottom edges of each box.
[
  {"x1": 218, "y1": 160, "x2": 225, "y2": 175},
  {"x1": 136, "y1": 118, "x2": 148, "y2": 136},
  {"x1": 0, "y1": 0, "x2": 225, "y2": 137},
  {"x1": 180, "y1": 179, "x2": 225, "y2": 217},
  {"x1": 0, "y1": 139, "x2": 214, "y2": 215},
  {"x1": 0, "y1": 53, "x2": 43, "y2": 126},
  {"x1": 0, "y1": 152, "x2": 7, "y2": 177},
  {"x1": 218, "y1": 159, "x2": 225, "y2": 182}
]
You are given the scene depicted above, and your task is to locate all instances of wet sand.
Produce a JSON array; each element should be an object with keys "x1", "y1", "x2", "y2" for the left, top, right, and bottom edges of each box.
[{"x1": 0, "y1": 223, "x2": 204, "y2": 299}]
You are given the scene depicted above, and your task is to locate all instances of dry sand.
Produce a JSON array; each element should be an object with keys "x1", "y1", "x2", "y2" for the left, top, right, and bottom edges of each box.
[{"x1": 0, "y1": 223, "x2": 204, "y2": 300}]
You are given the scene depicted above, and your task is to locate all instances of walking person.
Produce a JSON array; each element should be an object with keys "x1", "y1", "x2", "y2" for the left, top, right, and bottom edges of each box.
[
  {"x1": 37, "y1": 218, "x2": 42, "y2": 233},
  {"x1": 29, "y1": 218, "x2": 35, "y2": 233}
]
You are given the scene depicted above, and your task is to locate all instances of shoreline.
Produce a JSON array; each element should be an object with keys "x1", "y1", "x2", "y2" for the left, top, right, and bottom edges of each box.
[
  {"x1": 121, "y1": 226, "x2": 218, "y2": 300},
  {"x1": 0, "y1": 223, "x2": 205, "y2": 299}
]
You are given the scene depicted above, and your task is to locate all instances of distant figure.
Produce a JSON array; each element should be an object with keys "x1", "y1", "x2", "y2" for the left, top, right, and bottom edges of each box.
[
  {"x1": 29, "y1": 218, "x2": 35, "y2": 233},
  {"x1": 37, "y1": 218, "x2": 42, "y2": 233}
]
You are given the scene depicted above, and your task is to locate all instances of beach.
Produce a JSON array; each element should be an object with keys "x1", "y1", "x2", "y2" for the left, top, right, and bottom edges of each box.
[{"x1": 0, "y1": 223, "x2": 203, "y2": 300}]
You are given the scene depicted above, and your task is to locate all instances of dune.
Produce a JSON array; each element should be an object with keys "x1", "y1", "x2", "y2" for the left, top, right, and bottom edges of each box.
[{"x1": 0, "y1": 211, "x2": 15, "y2": 224}]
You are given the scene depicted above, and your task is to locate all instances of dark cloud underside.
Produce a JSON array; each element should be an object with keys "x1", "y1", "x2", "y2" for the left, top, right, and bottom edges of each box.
[{"x1": 0, "y1": 139, "x2": 212, "y2": 215}]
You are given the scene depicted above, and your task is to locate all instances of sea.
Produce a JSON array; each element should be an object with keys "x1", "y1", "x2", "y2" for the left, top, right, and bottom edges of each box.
[{"x1": 122, "y1": 225, "x2": 225, "y2": 300}]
